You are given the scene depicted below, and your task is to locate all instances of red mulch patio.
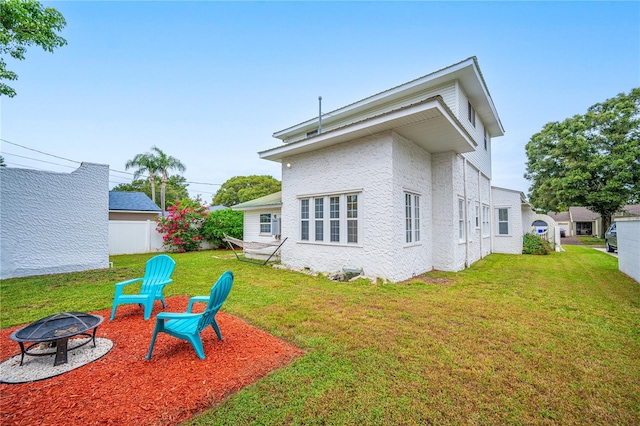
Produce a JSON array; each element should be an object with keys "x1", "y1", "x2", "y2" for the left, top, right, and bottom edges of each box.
[{"x1": 0, "y1": 296, "x2": 303, "y2": 425}]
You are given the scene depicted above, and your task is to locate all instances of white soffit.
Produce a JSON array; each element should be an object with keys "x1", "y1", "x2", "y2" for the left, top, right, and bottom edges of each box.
[{"x1": 260, "y1": 99, "x2": 475, "y2": 162}]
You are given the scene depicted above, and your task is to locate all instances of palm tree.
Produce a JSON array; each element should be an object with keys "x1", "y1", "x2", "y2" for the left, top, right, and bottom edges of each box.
[
  {"x1": 151, "y1": 146, "x2": 186, "y2": 215},
  {"x1": 125, "y1": 152, "x2": 159, "y2": 203}
]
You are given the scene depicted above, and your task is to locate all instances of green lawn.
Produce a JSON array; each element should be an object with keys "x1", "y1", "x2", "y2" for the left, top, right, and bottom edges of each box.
[
  {"x1": 577, "y1": 236, "x2": 606, "y2": 246},
  {"x1": 2, "y1": 246, "x2": 639, "y2": 425}
]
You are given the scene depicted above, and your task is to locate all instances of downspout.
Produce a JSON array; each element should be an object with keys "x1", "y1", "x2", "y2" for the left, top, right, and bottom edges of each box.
[
  {"x1": 478, "y1": 169, "x2": 483, "y2": 258},
  {"x1": 463, "y1": 156, "x2": 469, "y2": 268},
  {"x1": 489, "y1": 183, "x2": 494, "y2": 252}
]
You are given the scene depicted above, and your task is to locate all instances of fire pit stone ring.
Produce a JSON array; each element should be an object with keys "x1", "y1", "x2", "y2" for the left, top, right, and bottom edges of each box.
[{"x1": 9, "y1": 312, "x2": 104, "y2": 367}]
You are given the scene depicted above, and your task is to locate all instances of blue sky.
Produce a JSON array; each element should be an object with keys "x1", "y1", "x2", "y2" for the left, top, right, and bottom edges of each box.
[{"x1": 1, "y1": 1, "x2": 638, "y2": 203}]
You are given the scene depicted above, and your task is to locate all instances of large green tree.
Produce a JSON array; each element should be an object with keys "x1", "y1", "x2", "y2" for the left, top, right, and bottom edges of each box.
[
  {"x1": 525, "y1": 88, "x2": 640, "y2": 235},
  {"x1": 0, "y1": 0, "x2": 67, "y2": 97},
  {"x1": 151, "y1": 146, "x2": 186, "y2": 216},
  {"x1": 112, "y1": 175, "x2": 189, "y2": 208},
  {"x1": 213, "y1": 175, "x2": 281, "y2": 206}
]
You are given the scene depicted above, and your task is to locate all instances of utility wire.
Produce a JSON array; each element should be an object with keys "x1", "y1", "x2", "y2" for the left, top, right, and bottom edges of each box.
[
  {"x1": 2, "y1": 152, "x2": 79, "y2": 169},
  {"x1": 1, "y1": 139, "x2": 81, "y2": 164},
  {"x1": 1, "y1": 138, "x2": 223, "y2": 187}
]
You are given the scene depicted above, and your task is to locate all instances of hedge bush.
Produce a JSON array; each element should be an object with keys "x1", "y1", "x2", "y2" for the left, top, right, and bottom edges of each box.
[{"x1": 522, "y1": 232, "x2": 554, "y2": 255}]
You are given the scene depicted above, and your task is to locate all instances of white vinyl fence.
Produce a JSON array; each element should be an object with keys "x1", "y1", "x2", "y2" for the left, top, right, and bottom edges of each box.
[
  {"x1": 109, "y1": 220, "x2": 165, "y2": 255},
  {"x1": 109, "y1": 220, "x2": 215, "y2": 255}
]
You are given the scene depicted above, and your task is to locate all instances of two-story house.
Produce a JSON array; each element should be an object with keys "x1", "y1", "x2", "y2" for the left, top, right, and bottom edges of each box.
[{"x1": 235, "y1": 57, "x2": 531, "y2": 282}]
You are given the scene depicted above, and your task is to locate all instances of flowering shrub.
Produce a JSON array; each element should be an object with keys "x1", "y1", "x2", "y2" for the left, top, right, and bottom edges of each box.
[{"x1": 156, "y1": 198, "x2": 208, "y2": 252}]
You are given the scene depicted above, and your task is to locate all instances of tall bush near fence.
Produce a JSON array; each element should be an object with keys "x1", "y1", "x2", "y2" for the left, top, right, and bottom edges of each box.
[
  {"x1": 202, "y1": 208, "x2": 243, "y2": 248},
  {"x1": 156, "y1": 199, "x2": 207, "y2": 252}
]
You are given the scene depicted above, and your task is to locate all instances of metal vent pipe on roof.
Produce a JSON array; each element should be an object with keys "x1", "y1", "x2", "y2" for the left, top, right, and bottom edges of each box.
[{"x1": 318, "y1": 96, "x2": 322, "y2": 134}]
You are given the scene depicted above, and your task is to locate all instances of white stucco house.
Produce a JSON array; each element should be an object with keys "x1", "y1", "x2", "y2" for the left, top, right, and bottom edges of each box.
[{"x1": 236, "y1": 57, "x2": 535, "y2": 282}]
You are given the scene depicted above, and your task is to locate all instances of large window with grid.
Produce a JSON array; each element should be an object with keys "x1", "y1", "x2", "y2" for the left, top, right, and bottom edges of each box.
[
  {"x1": 299, "y1": 193, "x2": 359, "y2": 244},
  {"x1": 405, "y1": 192, "x2": 421, "y2": 243}
]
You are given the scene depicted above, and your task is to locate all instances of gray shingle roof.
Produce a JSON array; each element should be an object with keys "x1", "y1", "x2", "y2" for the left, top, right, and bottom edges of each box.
[{"x1": 109, "y1": 191, "x2": 161, "y2": 212}]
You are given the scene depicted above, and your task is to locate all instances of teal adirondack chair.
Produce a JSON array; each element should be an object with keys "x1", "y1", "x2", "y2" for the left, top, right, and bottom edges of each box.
[
  {"x1": 146, "y1": 270, "x2": 234, "y2": 360},
  {"x1": 110, "y1": 254, "x2": 176, "y2": 321}
]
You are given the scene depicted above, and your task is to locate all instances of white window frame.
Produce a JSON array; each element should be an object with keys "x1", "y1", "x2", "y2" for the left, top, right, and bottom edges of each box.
[
  {"x1": 259, "y1": 213, "x2": 272, "y2": 235},
  {"x1": 496, "y1": 207, "x2": 511, "y2": 236},
  {"x1": 458, "y1": 198, "x2": 466, "y2": 242},
  {"x1": 299, "y1": 192, "x2": 360, "y2": 245},
  {"x1": 475, "y1": 202, "x2": 480, "y2": 229},
  {"x1": 468, "y1": 101, "x2": 476, "y2": 127},
  {"x1": 482, "y1": 204, "x2": 490, "y2": 237},
  {"x1": 405, "y1": 192, "x2": 421, "y2": 244},
  {"x1": 300, "y1": 199, "x2": 310, "y2": 241},
  {"x1": 330, "y1": 196, "x2": 340, "y2": 243},
  {"x1": 314, "y1": 198, "x2": 324, "y2": 242}
]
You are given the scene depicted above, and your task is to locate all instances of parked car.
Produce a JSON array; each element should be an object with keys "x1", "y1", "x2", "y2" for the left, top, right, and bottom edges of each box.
[
  {"x1": 605, "y1": 223, "x2": 617, "y2": 252},
  {"x1": 560, "y1": 228, "x2": 566, "y2": 238}
]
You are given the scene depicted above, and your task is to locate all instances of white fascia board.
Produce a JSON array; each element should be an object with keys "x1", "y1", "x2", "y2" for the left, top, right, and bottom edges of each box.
[
  {"x1": 273, "y1": 57, "x2": 503, "y2": 141},
  {"x1": 232, "y1": 204, "x2": 282, "y2": 212},
  {"x1": 468, "y1": 65, "x2": 504, "y2": 136}
]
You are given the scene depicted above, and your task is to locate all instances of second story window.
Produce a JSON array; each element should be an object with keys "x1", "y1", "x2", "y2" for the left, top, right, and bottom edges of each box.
[
  {"x1": 468, "y1": 101, "x2": 476, "y2": 127},
  {"x1": 484, "y1": 130, "x2": 488, "y2": 151}
]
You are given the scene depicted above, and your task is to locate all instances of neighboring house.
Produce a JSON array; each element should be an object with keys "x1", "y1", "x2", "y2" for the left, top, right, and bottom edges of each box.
[
  {"x1": 569, "y1": 206, "x2": 601, "y2": 237},
  {"x1": 617, "y1": 205, "x2": 640, "y2": 219},
  {"x1": 548, "y1": 205, "x2": 640, "y2": 237},
  {"x1": 235, "y1": 57, "x2": 534, "y2": 282},
  {"x1": 547, "y1": 211, "x2": 571, "y2": 236},
  {"x1": 207, "y1": 205, "x2": 227, "y2": 214},
  {"x1": 108, "y1": 191, "x2": 163, "y2": 255},
  {"x1": 0, "y1": 163, "x2": 109, "y2": 279},
  {"x1": 109, "y1": 191, "x2": 161, "y2": 221},
  {"x1": 232, "y1": 191, "x2": 283, "y2": 259}
]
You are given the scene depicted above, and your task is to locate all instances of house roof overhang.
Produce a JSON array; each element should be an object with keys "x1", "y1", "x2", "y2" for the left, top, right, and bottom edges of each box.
[
  {"x1": 260, "y1": 97, "x2": 476, "y2": 162},
  {"x1": 232, "y1": 191, "x2": 283, "y2": 211},
  {"x1": 273, "y1": 57, "x2": 504, "y2": 142}
]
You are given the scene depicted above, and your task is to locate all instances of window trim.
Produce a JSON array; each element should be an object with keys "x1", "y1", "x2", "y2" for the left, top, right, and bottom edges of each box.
[
  {"x1": 468, "y1": 101, "x2": 476, "y2": 127},
  {"x1": 404, "y1": 192, "x2": 421, "y2": 245},
  {"x1": 298, "y1": 192, "x2": 361, "y2": 246},
  {"x1": 496, "y1": 207, "x2": 511, "y2": 236},
  {"x1": 458, "y1": 198, "x2": 466, "y2": 242},
  {"x1": 259, "y1": 213, "x2": 272, "y2": 235},
  {"x1": 300, "y1": 199, "x2": 310, "y2": 241},
  {"x1": 482, "y1": 204, "x2": 490, "y2": 237}
]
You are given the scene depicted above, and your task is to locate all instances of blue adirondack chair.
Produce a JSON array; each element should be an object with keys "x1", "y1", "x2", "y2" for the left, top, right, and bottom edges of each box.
[
  {"x1": 110, "y1": 254, "x2": 176, "y2": 321},
  {"x1": 146, "y1": 270, "x2": 234, "y2": 360}
]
